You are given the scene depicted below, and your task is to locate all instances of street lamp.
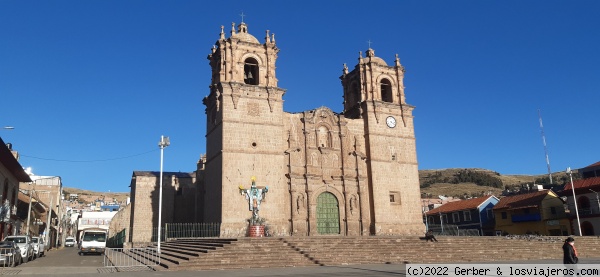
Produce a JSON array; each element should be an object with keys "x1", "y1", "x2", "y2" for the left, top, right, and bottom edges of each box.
[
  {"x1": 2, "y1": 126, "x2": 14, "y2": 130},
  {"x1": 567, "y1": 167, "x2": 582, "y2": 236},
  {"x1": 157, "y1": 136, "x2": 170, "y2": 254},
  {"x1": 589, "y1": 189, "x2": 600, "y2": 214}
]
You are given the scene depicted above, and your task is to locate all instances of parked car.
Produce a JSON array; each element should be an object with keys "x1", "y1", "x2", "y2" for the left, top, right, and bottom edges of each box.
[
  {"x1": 64, "y1": 237, "x2": 75, "y2": 247},
  {"x1": 4, "y1": 235, "x2": 33, "y2": 263},
  {"x1": 31, "y1": 237, "x2": 45, "y2": 258},
  {"x1": 0, "y1": 241, "x2": 21, "y2": 267}
]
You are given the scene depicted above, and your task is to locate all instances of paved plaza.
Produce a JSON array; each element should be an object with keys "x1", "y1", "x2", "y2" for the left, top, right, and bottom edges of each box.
[{"x1": 5, "y1": 246, "x2": 600, "y2": 277}]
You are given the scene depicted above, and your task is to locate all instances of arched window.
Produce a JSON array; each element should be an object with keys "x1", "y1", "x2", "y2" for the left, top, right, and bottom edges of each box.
[
  {"x1": 578, "y1": 196, "x2": 591, "y2": 214},
  {"x1": 582, "y1": 221, "x2": 595, "y2": 236},
  {"x1": 380, "y1": 78, "x2": 393, "y2": 103},
  {"x1": 243, "y1": 58, "x2": 259, "y2": 85}
]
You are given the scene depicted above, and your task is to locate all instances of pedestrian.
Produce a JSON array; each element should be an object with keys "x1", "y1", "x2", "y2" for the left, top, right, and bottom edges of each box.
[
  {"x1": 425, "y1": 230, "x2": 438, "y2": 242},
  {"x1": 563, "y1": 237, "x2": 578, "y2": 264},
  {"x1": 563, "y1": 237, "x2": 579, "y2": 277}
]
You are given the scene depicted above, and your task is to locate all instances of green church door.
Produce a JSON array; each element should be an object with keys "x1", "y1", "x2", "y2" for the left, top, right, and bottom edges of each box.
[{"x1": 316, "y1": 192, "x2": 340, "y2": 234}]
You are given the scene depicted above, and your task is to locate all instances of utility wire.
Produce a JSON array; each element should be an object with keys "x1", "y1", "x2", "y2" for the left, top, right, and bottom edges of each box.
[{"x1": 20, "y1": 148, "x2": 159, "y2": 163}]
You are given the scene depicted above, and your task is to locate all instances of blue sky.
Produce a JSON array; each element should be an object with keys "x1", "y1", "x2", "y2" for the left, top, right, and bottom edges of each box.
[{"x1": 1, "y1": 1, "x2": 599, "y2": 193}]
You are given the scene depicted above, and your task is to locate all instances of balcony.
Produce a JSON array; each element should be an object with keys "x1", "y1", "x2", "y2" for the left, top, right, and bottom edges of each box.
[
  {"x1": 575, "y1": 207, "x2": 600, "y2": 216},
  {"x1": 511, "y1": 213, "x2": 541, "y2": 222}
]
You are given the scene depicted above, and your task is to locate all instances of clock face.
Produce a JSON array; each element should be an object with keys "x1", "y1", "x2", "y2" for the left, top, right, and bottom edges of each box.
[{"x1": 386, "y1": 116, "x2": 396, "y2": 128}]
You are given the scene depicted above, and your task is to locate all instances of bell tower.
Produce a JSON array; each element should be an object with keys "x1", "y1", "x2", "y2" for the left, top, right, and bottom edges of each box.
[
  {"x1": 202, "y1": 22, "x2": 288, "y2": 236},
  {"x1": 340, "y1": 48, "x2": 424, "y2": 235}
]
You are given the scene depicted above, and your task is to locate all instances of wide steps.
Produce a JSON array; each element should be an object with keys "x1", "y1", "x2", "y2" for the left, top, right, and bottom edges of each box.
[{"x1": 138, "y1": 236, "x2": 600, "y2": 270}]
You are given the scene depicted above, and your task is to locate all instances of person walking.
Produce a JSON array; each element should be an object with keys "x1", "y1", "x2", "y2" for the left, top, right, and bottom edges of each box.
[
  {"x1": 563, "y1": 237, "x2": 579, "y2": 277},
  {"x1": 563, "y1": 237, "x2": 578, "y2": 264}
]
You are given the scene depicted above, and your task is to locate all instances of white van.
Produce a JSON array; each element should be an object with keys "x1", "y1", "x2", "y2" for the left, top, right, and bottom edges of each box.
[
  {"x1": 79, "y1": 229, "x2": 107, "y2": 255},
  {"x1": 64, "y1": 237, "x2": 75, "y2": 247}
]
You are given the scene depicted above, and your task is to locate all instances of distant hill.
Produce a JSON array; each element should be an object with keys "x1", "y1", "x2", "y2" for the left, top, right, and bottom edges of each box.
[
  {"x1": 419, "y1": 168, "x2": 575, "y2": 199},
  {"x1": 62, "y1": 187, "x2": 129, "y2": 205}
]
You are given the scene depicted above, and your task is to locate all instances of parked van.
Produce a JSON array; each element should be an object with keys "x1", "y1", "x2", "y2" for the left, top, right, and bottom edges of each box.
[{"x1": 79, "y1": 228, "x2": 107, "y2": 255}]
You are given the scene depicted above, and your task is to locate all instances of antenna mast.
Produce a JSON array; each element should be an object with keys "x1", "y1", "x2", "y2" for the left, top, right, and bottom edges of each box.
[{"x1": 538, "y1": 109, "x2": 553, "y2": 184}]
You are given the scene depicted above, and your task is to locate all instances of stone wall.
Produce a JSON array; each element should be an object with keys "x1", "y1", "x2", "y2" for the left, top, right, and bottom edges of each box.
[{"x1": 108, "y1": 203, "x2": 130, "y2": 247}]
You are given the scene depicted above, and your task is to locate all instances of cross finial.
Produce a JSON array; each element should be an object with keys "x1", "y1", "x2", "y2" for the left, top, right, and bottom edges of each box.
[
  {"x1": 367, "y1": 39, "x2": 372, "y2": 49},
  {"x1": 240, "y1": 11, "x2": 246, "y2": 23}
]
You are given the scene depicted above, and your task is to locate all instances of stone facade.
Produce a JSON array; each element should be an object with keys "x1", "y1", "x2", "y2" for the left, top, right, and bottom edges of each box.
[
  {"x1": 200, "y1": 22, "x2": 424, "y2": 237},
  {"x1": 108, "y1": 203, "x2": 130, "y2": 247},
  {"x1": 128, "y1": 171, "x2": 198, "y2": 245}
]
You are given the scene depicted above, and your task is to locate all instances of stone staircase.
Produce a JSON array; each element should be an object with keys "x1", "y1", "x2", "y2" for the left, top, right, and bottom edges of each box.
[{"x1": 136, "y1": 236, "x2": 600, "y2": 271}]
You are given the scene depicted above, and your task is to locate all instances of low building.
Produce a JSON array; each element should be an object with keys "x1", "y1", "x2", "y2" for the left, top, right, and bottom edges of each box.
[
  {"x1": 561, "y1": 161, "x2": 600, "y2": 235},
  {"x1": 425, "y1": 195, "x2": 499, "y2": 236},
  {"x1": 493, "y1": 189, "x2": 569, "y2": 236}
]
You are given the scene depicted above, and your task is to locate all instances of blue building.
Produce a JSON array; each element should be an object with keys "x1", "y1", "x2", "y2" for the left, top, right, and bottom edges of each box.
[{"x1": 100, "y1": 205, "x2": 120, "y2": 212}]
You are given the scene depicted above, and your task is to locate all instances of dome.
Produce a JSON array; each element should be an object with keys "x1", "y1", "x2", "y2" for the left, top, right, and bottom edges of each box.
[
  {"x1": 231, "y1": 22, "x2": 260, "y2": 44},
  {"x1": 365, "y1": 48, "x2": 388, "y2": 66},
  {"x1": 369, "y1": 56, "x2": 388, "y2": 66},
  {"x1": 232, "y1": 32, "x2": 260, "y2": 44}
]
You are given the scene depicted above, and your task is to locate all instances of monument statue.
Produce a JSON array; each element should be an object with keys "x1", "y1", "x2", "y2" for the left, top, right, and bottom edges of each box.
[{"x1": 239, "y1": 176, "x2": 269, "y2": 225}]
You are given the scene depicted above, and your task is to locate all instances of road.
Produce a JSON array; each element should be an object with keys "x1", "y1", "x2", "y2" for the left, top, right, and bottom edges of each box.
[{"x1": 5, "y1": 245, "x2": 104, "y2": 275}]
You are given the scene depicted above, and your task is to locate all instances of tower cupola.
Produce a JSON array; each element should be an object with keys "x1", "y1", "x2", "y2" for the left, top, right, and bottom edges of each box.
[
  {"x1": 340, "y1": 48, "x2": 406, "y2": 118},
  {"x1": 207, "y1": 22, "x2": 279, "y2": 88}
]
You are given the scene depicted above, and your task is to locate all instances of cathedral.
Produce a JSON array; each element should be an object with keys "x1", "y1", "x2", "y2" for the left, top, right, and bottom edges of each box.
[{"x1": 198, "y1": 21, "x2": 424, "y2": 237}]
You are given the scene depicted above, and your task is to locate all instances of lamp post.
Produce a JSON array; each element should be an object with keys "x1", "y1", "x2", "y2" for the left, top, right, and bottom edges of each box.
[
  {"x1": 567, "y1": 167, "x2": 582, "y2": 236},
  {"x1": 157, "y1": 136, "x2": 170, "y2": 254},
  {"x1": 590, "y1": 189, "x2": 600, "y2": 214}
]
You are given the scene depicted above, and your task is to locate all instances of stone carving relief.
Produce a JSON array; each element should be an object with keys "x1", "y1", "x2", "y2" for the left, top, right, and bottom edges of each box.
[
  {"x1": 331, "y1": 154, "x2": 339, "y2": 168},
  {"x1": 247, "y1": 102, "x2": 260, "y2": 116},
  {"x1": 296, "y1": 193, "x2": 305, "y2": 214},
  {"x1": 321, "y1": 155, "x2": 328, "y2": 168},
  {"x1": 349, "y1": 194, "x2": 357, "y2": 215},
  {"x1": 317, "y1": 126, "x2": 329, "y2": 148},
  {"x1": 310, "y1": 152, "x2": 319, "y2": 166}
]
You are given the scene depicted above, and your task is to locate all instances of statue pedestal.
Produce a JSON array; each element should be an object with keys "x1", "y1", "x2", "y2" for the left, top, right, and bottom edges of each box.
[{"x1": 248, "y1": 225, "x2": 265, "y2": 237}]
